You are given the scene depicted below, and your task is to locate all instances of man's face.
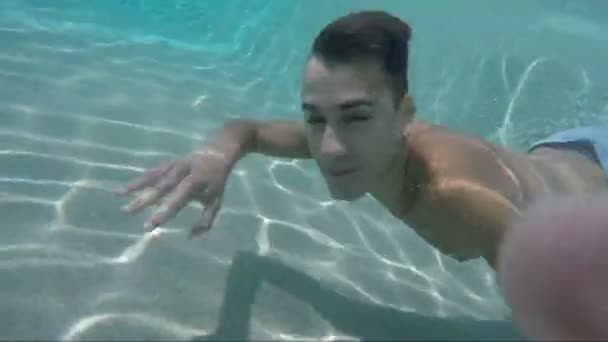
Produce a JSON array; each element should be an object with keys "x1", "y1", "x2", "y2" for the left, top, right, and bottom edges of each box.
[{"x1": 301, "y1": 56, "x2": 411, "y2": 201}]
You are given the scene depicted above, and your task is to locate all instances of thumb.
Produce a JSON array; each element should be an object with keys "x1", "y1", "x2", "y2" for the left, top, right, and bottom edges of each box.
[{"x1": 189, "y1": 195, "x2": 223, "y2": 239}]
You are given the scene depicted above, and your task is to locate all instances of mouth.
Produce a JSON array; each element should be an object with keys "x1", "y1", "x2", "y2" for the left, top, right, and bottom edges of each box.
[{"x1": 329, "y1": 168, "x2": 357, "y2": 177}]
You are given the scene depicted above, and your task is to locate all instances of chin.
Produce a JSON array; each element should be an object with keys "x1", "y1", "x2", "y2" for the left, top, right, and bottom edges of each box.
[{"x1": 327, "y1": 186, "x2": 366, "y2": 201}]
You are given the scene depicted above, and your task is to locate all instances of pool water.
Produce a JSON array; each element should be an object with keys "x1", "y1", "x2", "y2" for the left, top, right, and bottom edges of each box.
[{"x1": 1, "y1": 0, "x2": 607, "y2": 340}]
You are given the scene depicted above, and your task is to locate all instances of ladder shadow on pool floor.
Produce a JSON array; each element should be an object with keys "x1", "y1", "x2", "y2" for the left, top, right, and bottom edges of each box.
[{"x1": 191, "y1": 251, "x2": 524, "y2": 342}]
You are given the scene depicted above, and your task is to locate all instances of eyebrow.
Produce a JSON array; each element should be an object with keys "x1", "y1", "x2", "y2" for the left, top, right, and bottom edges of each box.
[{"x1": 301, "y1": 99, "x2": 373, "y2": 112}]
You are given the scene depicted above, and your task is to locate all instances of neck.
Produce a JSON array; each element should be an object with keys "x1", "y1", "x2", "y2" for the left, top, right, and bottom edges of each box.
[{"x1": 370, "y1": 133, "x2": 419, "y2": 216}]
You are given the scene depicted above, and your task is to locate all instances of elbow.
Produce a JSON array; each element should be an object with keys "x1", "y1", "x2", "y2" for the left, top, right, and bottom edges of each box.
[{"x1": 222, "y1": 119, "x2": 260, "y2": 154}]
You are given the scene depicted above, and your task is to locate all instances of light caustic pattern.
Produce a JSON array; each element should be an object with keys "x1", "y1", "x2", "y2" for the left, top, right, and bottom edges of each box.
[
  {"x1": 10, "y1": 1, "x2": 608, "y2": 341},
  {"x1": 0, "y1": 29, "x2": 507, "y2": 342}
]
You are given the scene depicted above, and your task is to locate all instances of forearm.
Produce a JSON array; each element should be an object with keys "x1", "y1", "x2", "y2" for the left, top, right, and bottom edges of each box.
[{"x1": 206, "y1": 119, "x2": 312, "y2": 168}]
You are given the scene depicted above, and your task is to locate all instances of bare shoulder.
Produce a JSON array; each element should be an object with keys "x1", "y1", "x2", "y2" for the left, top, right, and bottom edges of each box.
[
  {"x1": 408, "y1": 120, "x2": 525, "y2": 207},
  {"x1": 403, "y1": 121, "x2": 526, "y2": 263},
  {"x1": 411, "y1": 121, "x2": 608, "y2": 203}
]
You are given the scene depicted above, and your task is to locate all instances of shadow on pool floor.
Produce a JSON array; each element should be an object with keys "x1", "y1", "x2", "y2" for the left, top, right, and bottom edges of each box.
[{"x1": 191, "y1": 251, "x2": 524, "y2": 342}]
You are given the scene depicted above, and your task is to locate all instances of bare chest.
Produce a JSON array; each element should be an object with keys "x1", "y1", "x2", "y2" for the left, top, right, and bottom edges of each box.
[{"x1": 391, "y1": 196, "x2": 491, "y2": 262}]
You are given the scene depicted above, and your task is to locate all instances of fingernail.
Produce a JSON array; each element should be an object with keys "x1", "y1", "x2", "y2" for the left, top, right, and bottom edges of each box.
[{"x1": 144, "y1": 221, "x2": 155, "y2": 230}]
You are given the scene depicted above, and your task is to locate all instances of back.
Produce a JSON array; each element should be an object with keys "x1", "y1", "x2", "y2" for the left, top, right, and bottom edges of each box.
[{"x1": 409, "y1": 121, "x2": 608, "y2": 210}]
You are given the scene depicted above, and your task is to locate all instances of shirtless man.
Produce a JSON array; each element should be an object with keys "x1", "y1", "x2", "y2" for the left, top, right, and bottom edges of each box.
[{"x1": 116, "y1": 11, "x2": 608, "y2": 340}]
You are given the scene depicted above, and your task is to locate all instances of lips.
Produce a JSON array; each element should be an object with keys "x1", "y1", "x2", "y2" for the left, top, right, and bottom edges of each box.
[{"x1": 329, "y1": 168, "x2": 356, "y2": 177}]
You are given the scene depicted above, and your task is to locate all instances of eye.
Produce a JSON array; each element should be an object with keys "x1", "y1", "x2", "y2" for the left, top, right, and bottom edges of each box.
[
  {"x1": 306, "y1": 116, "x2": 326, "y2": 125},
  {"x1": 345, "y1": 114, "x2": 371, "y2": 123}
]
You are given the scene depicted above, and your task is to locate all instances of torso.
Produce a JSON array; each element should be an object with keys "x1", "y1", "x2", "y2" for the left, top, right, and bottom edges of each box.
[{"x1": 390, "y1": 120, "x2": 608, "y2": 264}]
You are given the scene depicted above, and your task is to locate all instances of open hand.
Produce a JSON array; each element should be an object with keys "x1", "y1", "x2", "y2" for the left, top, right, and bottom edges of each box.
[{"x1": 115, "y1": 148, "x2": 232, "y2": 237}]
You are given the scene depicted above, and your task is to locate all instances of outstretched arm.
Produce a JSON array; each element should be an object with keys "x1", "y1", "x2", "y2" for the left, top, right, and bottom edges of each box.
[
  {"x1": 116, "y1": 118, "x2": 311, "y2": 235},
  {"x1": 213, "y1": 119, "x2": 312, "y2": 164},
  {"x1": 498, "y1": 193, "x2": 608, "y2": 341}
]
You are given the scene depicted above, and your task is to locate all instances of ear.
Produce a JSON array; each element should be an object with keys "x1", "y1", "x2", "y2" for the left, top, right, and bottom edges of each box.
[
  {"x1": 400, "y1": 93, "x2": 416, "y2": 119},
  {"x1": 395, "y1": 93, "x2": 415, "y2": 136}
]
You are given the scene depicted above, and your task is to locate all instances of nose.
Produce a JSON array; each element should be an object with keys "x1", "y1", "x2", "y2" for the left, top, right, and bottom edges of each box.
[{"x1": 320, "y1": 126, "x2": 347, "y2": 157}]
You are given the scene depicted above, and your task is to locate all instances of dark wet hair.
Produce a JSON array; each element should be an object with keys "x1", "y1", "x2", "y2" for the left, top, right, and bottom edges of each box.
[{"x1": 311, "y1": 11, "x2": 412, "y2": 103}]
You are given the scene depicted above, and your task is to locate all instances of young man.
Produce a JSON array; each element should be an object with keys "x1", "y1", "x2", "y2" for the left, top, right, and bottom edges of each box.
[{"x1": 116, "y1": 11, "x2": 608, "y2": 340}]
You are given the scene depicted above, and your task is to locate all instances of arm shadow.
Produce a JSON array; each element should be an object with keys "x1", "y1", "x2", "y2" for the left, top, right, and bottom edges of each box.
[{"x1": 192, "y1": 251, "x2": 524, "y2": 341}]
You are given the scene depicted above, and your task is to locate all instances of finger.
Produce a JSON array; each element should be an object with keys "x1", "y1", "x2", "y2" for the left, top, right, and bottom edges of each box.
[
  {"x1": 121, "y1": 187, "x2": 160, "y2": 214},
  {"x1": 123, "y1": 163, "x2": 188, "y2": 214},
  {"x1": 145, "y1": 175, "x2": 199, "y2": 230},
  {"x1": 115, "y1": 161, "x2": 173, "y2": 196},
  {"x1": 190, "y1": 195, "x2": 222, "y2": 238}
]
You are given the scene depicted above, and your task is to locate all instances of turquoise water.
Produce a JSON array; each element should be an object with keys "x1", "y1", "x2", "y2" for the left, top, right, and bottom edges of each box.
[{"x1": 1, "y1": 0, "x2": 608, "y2": 340}]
